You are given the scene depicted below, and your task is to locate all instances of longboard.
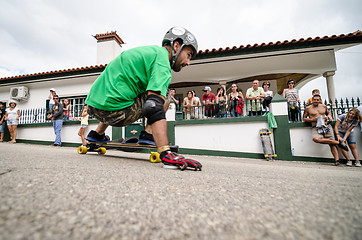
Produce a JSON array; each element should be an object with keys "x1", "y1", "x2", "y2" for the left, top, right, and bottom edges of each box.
[
  {"x1": 77, "y1": 137, "x2": 179, "y2": 163},
  {"x1": 259, "y1": 128, "x2": 277, "y2": 161}
]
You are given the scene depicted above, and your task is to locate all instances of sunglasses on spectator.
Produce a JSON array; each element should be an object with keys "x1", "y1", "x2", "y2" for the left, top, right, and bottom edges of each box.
[
  {"x1": 54, "y1": 98, "x2": 59, "y2": 99},
  {"x1": 288, "y1": 82, "x2": 294, "y2": 84}
]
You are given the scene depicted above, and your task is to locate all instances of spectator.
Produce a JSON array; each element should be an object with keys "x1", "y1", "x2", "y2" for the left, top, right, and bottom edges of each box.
[
  {"x1": 261, "y1": 81, "x2": 273, "y2": 112},
  {"x1": 334, "y1": 108, "x2": 361, "y2": 167},
  {"x1": 192, "y1": 90, "x2": 202, "y2": 119},
  {"x1": 48, "y1": 88, "x2": 56, "y2": 110},
  {"x1": 4, "y1": 101, "x2": 21, "y2": 143},
  {"x1": 47, "y1": 95, "x2": 64, "y2": 146},
  {"x1": 202, "y1": 86, "x2": 215, "y2": 118},
  {"x1": 183, "y1": 91, "x2": 196, "y2": 119},
  {"x1": 358, "y1": 105, "x2": 362, "y2": 133},
  {"x1": 0, "y1": 102, "x2": 6, "y2": 142},
  {"x1": 216, "y1": 87, "x2": 227, "y2": 118},
  {"x1": 303, "y1": 95, "x2": 348, "y2": 166},
  {"x1": 282, "y1": 79, "x2": 301, "y2": 122},
  {"x1": 306, "y1": 89, "x2": 323, "y2": 106},
  {"x1": 63, "y1": 99, "x2": 72, "y2": 121},
  {"x1": 228, "y1": 83, "x2": 244, "y2": 117},
  {"x1": 169, "y1": 88, "x2": 180, "y2": 107},
  {"x1": 246, "y1": 80, "x2": 264, "y2": 116},
  {"x1": 78, "y1": 105, "x2": 89, "y2": 146}
]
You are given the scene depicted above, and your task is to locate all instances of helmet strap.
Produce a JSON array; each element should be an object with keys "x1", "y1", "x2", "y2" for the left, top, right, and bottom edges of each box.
[{"x1": 170, "y1": 42, "x2": 185, "y2": 70}]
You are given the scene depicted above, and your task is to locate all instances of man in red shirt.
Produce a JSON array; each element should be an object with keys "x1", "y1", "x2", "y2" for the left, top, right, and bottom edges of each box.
[{"x1": 202, "y1": 86, "x2": 215, "y2": 118}]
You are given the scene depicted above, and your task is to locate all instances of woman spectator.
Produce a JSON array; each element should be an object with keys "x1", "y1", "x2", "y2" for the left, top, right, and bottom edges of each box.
[
  {"x1": 334, "y1": 108, "x2": 361, "y2": 167},
  {"x1": 0, "y1": 102, "x2": 5, "y2": 142},
  {"x1": 282, "y1": 79, "x2": 301, "y2": 122},
  {"x1": 192, "y1": 90, "x2": 202, "y2": 119},
  {"x1": 63, "y1": 99, "x2": 72, "y2": 121},
  {"x1": 261, "y1": 81, "x2": 273, "y2": 112},
  {"x1": 5, "y1": 101, "x2": 21, "y2": 143},
  {"x1": 228, "y1": 83, "x2": 244, "y2": 117},
  {"x1": 183, "y1": 91, "x2": 196, "y2": 120},
  {"x1": 216, "y1": 87, "x2": 227, "y2": 118}
]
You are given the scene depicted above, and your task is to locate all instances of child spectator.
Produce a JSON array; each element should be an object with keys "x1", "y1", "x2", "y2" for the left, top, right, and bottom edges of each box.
[
  {"x1": 334, "y1": 108, "x2": 361, "y2": 167},
  {"x1": 48, "y1": 88, "x2": 56, "y2": 110},
  {"x1": 306, "y1": 89, "x2": 323, "y2": 106},
  {"x1": 77, "y1": 105, "x2": 89, "y2": 146}
]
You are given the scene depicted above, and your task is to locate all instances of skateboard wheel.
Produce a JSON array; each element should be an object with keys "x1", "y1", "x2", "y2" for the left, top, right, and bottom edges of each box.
[
  {"x1": 260, "y1": 132, "x2": 263, "y2": 135},
  {"x1": 268, "y1": 131, "x2": 271, "y2": 134},
  {"x1": 274, "y1": 154, "x2": 277, "y2": 158},
  {"x1": 97, "y1": 147, "x2": 106, "y2": 155},
  {"x1": 264, "y1": 154, "x2": 268, "y2": 158},
  {"x1": 77, "y1": 146, "x2": 88, "y2": 154},
  {"x1": 150, "y1": 152, "x2": 161, "y2": 163}
]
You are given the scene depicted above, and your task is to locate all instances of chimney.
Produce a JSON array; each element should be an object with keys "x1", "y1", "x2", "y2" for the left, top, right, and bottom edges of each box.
[{"x1": 93, "y1": 31, "x2": 125, "y2": 65}]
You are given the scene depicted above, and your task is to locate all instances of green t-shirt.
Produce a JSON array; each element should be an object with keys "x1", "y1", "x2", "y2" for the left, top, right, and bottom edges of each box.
[{"x1": 85, "y1": 45, "x2": 171, "y2": 111}]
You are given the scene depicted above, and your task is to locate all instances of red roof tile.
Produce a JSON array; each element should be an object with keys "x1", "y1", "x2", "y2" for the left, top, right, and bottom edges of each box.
[{"x1": 93, "y1": 31, "x2": 125, "y2": 45}]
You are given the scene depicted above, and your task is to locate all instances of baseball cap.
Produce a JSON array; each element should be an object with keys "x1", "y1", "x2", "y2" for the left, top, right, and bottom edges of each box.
[
  {"x1": 203, "y1": 86, "x2": 211, "y2": 92},
  {"x1": 50, "y1": 88, "x2": 56, "y2": 92}
]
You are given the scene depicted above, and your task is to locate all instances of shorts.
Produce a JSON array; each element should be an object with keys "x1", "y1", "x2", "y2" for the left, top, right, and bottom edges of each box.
[
  {"x1": 81, "y1": 125, "x2": 88, "y2": 129},
  {"x1": 87, "y1": 93, "x2": 147, "y2": 127},
  {"x1": 311, "y1": 125, "x2": 334, "y2": 140},
  {"x1": 338, "y1": 131, "x2": 357, "y2": 145},
  {"x1": 7, "y1": 119, "x2": 19, "y2": 126},
  {"x1": 0, "y1": 122, "x2": 5, "y2": 133}
]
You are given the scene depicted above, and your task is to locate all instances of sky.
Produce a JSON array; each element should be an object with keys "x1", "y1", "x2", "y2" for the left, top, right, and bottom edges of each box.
[{"x1": 0, "y1": 0, "x2": 361, "y2": 101}]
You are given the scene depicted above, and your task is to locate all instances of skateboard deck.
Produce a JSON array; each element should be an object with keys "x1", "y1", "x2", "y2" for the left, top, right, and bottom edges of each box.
[
  {"x1": 77, "y1": 137, "x2": 179, "y2": 163},
  {"x1": 259, "y1": 128, "x2": 277, "y2": 161}
]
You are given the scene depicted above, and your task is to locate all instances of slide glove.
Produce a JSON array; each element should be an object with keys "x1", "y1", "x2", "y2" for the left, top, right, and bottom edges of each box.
[{"x1": 161, "y1": 152, "x2": 202, "y2": 171}]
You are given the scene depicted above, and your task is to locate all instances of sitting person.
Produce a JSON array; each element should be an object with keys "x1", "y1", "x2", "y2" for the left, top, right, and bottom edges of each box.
[
  {"x1": 306, "y1": 89, "x2": 323, "y2": 106},
  {"x1": 303, "y1": 95, "x2": 348, "y2": 166},
  {"x1": 261, "y1": 81, "x2": 273, "y2": 112},
  {"x1": 183, "y1": 91, "x2": 196, "y2": 119},
  {"x1": 334, "y1": 108, "x2": 361, "y2": 167}
]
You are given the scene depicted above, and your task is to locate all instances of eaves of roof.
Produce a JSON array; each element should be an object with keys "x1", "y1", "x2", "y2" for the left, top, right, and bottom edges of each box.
[{"x1": 1, "y1": 30, "x2": 361, "y2": 83}]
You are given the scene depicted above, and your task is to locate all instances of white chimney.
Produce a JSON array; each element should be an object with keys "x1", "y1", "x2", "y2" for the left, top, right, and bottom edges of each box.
[{"x1": 94, "y1": 31, "x2": 124, "y2": 65}]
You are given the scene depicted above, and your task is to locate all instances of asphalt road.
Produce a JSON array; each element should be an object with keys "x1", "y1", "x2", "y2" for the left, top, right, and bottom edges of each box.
[{"x1": 0, "y1": 143, "x2": 361, "y2": 240}]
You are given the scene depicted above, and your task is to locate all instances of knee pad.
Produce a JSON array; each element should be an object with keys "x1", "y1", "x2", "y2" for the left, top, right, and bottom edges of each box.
[{"x1": 142, "y1": 94, "x2": 165, "y2": 125}]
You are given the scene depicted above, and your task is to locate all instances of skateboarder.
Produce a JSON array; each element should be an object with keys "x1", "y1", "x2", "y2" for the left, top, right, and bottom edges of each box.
[
  {"x1": 85, "y1": 27, "x2": 201, "y2": 170},
  {"x1": 303, "y1": 95, "x2": 348, "y2": 165}
]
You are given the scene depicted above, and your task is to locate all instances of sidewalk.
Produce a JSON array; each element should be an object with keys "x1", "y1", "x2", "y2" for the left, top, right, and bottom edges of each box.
[{"x1": 0, "y1": 143, "x2": 361, "y2": 240}]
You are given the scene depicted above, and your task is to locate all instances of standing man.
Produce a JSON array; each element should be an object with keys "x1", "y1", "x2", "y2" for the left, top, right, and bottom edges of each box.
[
  {"x1": 303, "y1": 95, "x2": 348, "y2": 165},
  {"x1": 202, "y1": 86, "x2": 215, "y2": 118},
  {"x1": 246, "y1": 80, "x2": 265, "y2": 116},
  {"x1": 85, "y1": 27, "x2": 201, "y2": 170},
  {"x1": 47, "y1": 95, "x2": 64, "y2": 146}
]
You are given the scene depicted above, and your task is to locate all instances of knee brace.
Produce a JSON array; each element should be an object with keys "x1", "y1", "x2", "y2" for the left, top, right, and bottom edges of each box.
[{"x1": 142, "y1": 94, "x2": 166, "y2": 125}]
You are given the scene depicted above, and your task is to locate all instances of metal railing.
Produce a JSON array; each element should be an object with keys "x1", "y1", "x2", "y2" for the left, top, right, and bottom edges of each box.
[{"x1": 17, "y1": 97, "x2": 361, "y2": 124}]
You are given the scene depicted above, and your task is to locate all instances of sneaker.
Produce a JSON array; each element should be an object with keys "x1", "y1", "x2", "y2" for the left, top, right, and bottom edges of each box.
[
  {"x1": 334, "y1": 160, "x2": 340, "y2": 166},
  {"x1": 86, "y1": 130, "x2": 110, "y2": 143},
  {"x1": 338, "y1": 141, "x2": 349, "y2": 151},
  {"x1": 355, "y1": 161, "x2": 361, "y2": 167},
  {"x1": 138, "y1": 130, "x2": 155, "y2": 146},
  {"x1": 346, "y1": 160, "x2": 353, "y2": 166}
]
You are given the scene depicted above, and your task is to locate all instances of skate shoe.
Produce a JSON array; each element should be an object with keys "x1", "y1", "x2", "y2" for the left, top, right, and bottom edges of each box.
[
  {"x1": 138, "y1": 130, "x2": 155, "y2": 146},
  {"x1": 86, "y1": 130, "x2": 110, "y2": 143}
]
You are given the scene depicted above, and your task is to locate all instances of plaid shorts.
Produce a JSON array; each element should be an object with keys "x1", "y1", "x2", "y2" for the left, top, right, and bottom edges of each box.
[{"x1": 87, "y1": 93, "x2": 147, "y2": 127}]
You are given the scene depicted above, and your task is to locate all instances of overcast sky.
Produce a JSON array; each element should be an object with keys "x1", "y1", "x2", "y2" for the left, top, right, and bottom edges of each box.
[{"x1": 0, "y1": 0, "x2": 361, "y2": 101}]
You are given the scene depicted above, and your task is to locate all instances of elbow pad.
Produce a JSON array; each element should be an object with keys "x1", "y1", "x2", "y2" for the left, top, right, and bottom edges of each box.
[{"x1": 142, "y1": 94, "x2": 166, "y2": 125}]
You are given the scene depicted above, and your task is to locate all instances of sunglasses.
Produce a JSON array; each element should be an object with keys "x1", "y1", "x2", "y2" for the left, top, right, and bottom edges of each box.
[
  {"x1": 288, "y1": 82, "x2": 294, "y2": 85},
  {"x1": 54, "y1": 98, "x2": 59, "y2": 99}
]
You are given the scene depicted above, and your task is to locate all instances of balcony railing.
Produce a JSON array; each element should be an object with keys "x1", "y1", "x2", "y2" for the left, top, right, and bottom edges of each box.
[{"x1": 18, "y1": 97, "x2": 361, "y2": 124}]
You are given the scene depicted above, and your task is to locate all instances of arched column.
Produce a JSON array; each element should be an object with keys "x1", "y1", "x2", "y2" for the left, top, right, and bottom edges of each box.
[{"x1": 323, "y1": 71, "x2": 336, "y2": 102}]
